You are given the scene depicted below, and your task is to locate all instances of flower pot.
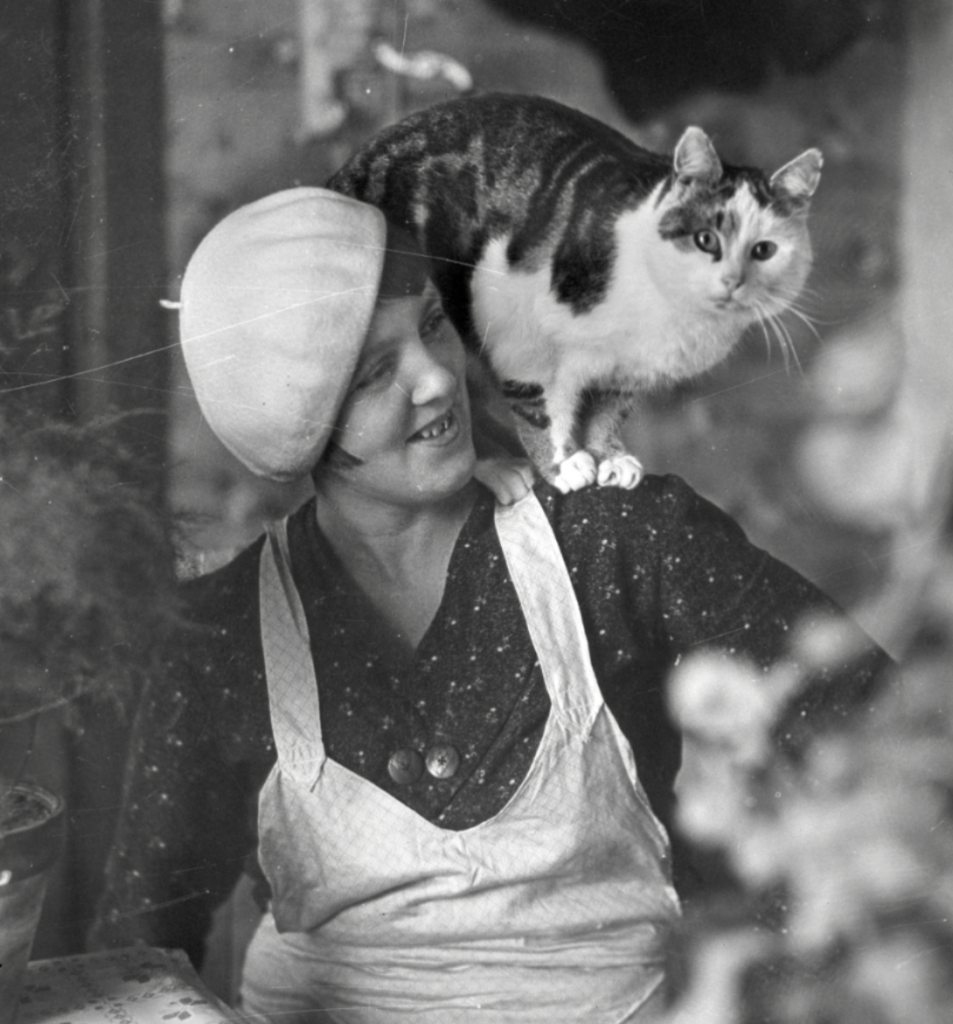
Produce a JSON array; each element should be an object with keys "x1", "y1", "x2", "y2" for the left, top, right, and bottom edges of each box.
[{"x1": 0, "y1": 782, "x2": 65, "y2": 1024}]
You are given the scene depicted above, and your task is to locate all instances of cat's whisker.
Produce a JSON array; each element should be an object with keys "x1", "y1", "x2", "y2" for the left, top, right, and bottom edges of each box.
[
  {"x1": 784, "y1": 285, "x2": 832, "y2": 314},
  {"x1": 770, "y1": 294, "x2": 823, "y2": 350},
  {"x1": 754, "y1": 301, "x2": 795, "y2": 374},
  {"x1": 782, "y1": 290, "x2": 843, "y2": 329},
  {"x1": 772, "y1": 284, "x2": 812, "y2": 309},
  {"x1": 788, "y1": 301, "x2": 842, "y2": 329},
  {"x1": 794, "y1": 283, "x2": 825, "y2": 302},
  {"x1": 768, "y1": 313, "x2": 791, "y2": 373},
  {"x1": 772, "y1": 311, "x2": 803, "y2": 375},
  {"x1": 771, "y1": 311, "x2": 794, "y2": 372},
  {"x1": 786, "y1": 305, "x2": 823, "y2": 346},
  {"x1": 753, "y1": 309, "x2": 774, "y2": 363}
]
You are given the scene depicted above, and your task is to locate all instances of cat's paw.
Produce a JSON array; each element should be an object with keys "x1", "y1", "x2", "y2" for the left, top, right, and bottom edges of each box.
[
  {"x1": 551, "y1": 450, "x2": 599, "y2": 493},
  {"x1": 596, "y1": 454, "x2": 644, "y2": 489},
  {"x1": 474, "y1": 457, "x2": 536, "y2": 505}
]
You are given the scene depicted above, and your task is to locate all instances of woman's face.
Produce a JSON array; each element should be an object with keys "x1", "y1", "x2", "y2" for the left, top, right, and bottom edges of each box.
[{"x1": 324, "y1": 279, "x2": 476, "y2": 508}]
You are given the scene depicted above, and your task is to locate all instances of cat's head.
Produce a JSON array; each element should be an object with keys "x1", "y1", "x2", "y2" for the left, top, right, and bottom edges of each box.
[{"x1": 648, "y1": 127, "x2": 822, "y2": 326}]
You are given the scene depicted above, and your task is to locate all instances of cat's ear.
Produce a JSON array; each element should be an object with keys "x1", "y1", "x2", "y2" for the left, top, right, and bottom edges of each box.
[
  {"x1": 673, "y1": 127, "x2": 722, "y2": 183},
  {"x1": 770, "y1": 148, "x2": 823, "y2": 205}
]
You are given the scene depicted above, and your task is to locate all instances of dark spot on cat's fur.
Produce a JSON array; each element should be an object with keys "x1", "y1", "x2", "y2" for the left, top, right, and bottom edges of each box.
[
  {"x1": 510, "y1": 403, "x2": 551, "y2": 430},
  {"x1": 658, "y1": 202, "x2": 711, "y2": 244},
  {"x1": 738, "y1": 169, "x2": 774, "y2": 207},
  {"x1": 502, "y1": 380, "x2": 545, "y2": 400},
  {"x1": 769, "y1": 190, "x2": 808, "y2": 218},
  {"x1": 503, "y1": 380, "x2": 550, "y2": 428},
  {"x1": 654, "y1": 174, "x2": 677, "y2": 207}
]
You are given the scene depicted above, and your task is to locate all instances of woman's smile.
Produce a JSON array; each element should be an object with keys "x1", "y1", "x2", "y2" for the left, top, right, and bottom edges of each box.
[{"x1": 409, "y1": 408, "x2": 460, "y2": 445}]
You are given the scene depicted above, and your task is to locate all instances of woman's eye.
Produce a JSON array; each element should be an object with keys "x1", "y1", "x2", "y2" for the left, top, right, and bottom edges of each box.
[
  {"x1": 693, "y1": 229, "x2": 721, "y2": 257},
  {"x1": 751, "y1": 240, "x2": 778, "y2": 261},
  {"x1": 421, "y1": 308, "x2": 448, "y2": 338},
  {"x1": 353, "y1": 360, "x2": 391, "y2": 392}
]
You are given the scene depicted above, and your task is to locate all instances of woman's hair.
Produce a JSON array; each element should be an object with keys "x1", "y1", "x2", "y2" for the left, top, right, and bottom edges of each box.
[
  {"x1": 316, "y1": 435, "x2": 364, "y2": 473},
  {"x1": 378, "y1": 221, "x2": 431, "y2": 299},
  {"x1": 311, "y1": 221, "x2": 434, "y2": 479}
]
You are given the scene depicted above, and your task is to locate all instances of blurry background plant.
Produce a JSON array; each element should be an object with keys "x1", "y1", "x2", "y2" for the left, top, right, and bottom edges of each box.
[
  {"x1": 664, "y1": 599, "x2": 953, "y2": 1023},
  {"x1": 0, "y1": 408, "x2": 181, "y2": 810}
]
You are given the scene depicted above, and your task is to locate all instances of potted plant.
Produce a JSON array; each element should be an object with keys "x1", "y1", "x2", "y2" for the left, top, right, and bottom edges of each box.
[{"x1": 0, "y1": 409, "x2": 181, "y2": 1023}]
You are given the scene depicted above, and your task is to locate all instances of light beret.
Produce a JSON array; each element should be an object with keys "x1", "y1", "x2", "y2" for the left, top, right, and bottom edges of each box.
[{"x1": 179, "y1": 188, "x2": 386, "y2": 481}]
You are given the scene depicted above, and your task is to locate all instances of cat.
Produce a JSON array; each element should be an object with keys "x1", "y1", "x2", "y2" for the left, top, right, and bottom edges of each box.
[{"x1": 326, "y1": 92, "x2": 822, "y2": 492}]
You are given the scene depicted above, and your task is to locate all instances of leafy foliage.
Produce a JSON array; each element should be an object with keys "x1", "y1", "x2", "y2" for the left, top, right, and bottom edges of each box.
[{"x1": 0, "y1": 411, "x2": 181, "y2": 722}]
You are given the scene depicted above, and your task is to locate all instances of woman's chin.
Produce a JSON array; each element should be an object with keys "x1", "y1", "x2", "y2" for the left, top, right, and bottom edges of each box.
[{"x1": 430, "y1": 446, "x2": 479, "y2": 501}]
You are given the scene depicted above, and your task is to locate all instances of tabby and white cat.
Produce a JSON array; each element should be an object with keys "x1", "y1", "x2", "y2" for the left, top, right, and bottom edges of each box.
[{"x1": 327, "y1": 93, "x2": 822, "y2": 492}]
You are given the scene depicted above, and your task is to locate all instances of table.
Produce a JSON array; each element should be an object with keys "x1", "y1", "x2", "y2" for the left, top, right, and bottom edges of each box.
[{"x1": 17, "y1": 947, "x2": 238, "y2": 1023}]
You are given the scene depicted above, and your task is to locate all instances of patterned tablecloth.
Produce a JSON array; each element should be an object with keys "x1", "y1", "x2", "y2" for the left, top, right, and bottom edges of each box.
[{"x1": 17, "y1": 947, "x2": 238, "y2": 1024}]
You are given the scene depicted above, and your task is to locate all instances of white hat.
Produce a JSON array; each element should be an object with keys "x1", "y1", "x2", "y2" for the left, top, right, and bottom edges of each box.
[{"x1": 179, "y1": 188, "x2": 386, "y2": 481}]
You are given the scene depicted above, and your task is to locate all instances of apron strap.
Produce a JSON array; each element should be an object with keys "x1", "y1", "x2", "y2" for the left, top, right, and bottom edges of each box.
[
  {"x1": 495, "y1": 492, "x2": 602, "y2": 735},
  {"x1": 259, "y1": 521, "x2": 326, "y2": 787}
]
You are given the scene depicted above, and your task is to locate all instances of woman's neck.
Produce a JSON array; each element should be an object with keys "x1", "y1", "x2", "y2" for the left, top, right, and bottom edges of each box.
[
  {"x1": 313, "y1": 479, "x2": 478, "y2": 584},
  {"x1": 312, "y1": 480, "x2": 478, "y2": 654}
]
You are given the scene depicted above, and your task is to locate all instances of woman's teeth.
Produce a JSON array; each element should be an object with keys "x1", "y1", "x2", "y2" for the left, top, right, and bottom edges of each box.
[{"x1": 417, "y1": 414, "x2": 452, "y2": 440}]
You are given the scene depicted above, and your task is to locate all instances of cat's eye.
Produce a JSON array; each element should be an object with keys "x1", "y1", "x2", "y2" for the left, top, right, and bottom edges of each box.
[
  {"x1": 693, "y1": 229, "x2": 721, "y2": 257},
  {"x1": 751, "y1": 240, "x2": 778, "y2": 261}
]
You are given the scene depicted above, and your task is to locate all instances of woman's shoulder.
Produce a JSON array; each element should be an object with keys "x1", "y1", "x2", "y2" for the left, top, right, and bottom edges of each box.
[
  {"x1": 180, "y1": 534, "x2": 267, "y2": 626},
  {"x1": 173, "y1": 535, "x2": 269, "y2": 692},
  {"x1": 535, "y1": 472, "x2": 732, "y2": 540},
  {"x1": 155, "y1": 536, "x2": 272, "y2": 752}
]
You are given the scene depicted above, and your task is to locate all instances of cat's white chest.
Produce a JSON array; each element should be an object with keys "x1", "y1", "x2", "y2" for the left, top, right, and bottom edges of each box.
[{"x1": 470, "y1": 207, "x2": 746, "y2": 391}]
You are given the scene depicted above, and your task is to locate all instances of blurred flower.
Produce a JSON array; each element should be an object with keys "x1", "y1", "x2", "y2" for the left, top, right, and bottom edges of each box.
[
  {"x1": 665, "y1": 931, "x2": 769, "y2": 1024},
  {"x1": 663, "y1": 593, "x2": 953, "y2": 1023},
  {"x1": 674, "y1": 740, "x2": 752, "y2": 848},
  {"x1": 808, "y1": 308, "x2": 902, "y2": 420},
  {"x1": 669, "y1": 651, "x2": 802, "y2": 763},
  {"x1": 669, "y1": 652, "x2": 772, "y2": 757},
  {"x1": 850, "y1": 934, "x2": 953, "y2": 1022},
  {"x1": 791, "y1": 612, "x2": 876, "y2": 671}
]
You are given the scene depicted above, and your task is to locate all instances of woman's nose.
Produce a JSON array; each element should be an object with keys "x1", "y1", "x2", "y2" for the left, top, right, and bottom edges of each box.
[{"x1": 409, "y1": 347, "x2": 457, "y2": 405}]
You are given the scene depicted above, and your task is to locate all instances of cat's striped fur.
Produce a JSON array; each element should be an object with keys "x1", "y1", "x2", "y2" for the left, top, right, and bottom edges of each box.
[{"x1": 327, "y1": 93, "x2": 822, "y2": 492}]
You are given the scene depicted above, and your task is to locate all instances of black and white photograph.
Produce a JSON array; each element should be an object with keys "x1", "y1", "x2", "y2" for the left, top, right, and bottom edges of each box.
[{"x1": 0, "y1": 2, "x2": 944, "y2": 1021}]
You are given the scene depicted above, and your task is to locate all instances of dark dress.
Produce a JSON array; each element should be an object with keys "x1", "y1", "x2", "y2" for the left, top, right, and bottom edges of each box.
[{"x1": 90, "y1": 476, "x2": 890, "y2": 967}]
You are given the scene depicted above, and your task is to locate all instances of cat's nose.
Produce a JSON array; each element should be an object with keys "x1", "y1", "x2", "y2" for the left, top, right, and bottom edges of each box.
[{"x1": 719, "y1": 270, "x2": 745, "y2": 294}]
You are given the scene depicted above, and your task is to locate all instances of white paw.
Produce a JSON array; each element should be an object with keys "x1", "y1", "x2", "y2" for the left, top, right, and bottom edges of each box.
[
  {"x1": 596, "y1": 454, "x2": 644, "y2": 489},
  {"x1": 551, "y1": 450, "x2": 598, "y2": 493},
  {"x1": 474, "y1": 457, "x2": 535, "y2": 505}
]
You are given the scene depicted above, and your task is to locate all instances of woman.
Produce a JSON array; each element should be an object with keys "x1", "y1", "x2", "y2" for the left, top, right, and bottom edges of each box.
[{"x1": 91, "y1": 189, "x2": 889, "y2": 1022}]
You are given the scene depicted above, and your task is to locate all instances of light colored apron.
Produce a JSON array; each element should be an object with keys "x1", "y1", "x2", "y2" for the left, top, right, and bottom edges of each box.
[{"x1": 240, "y1": 492, "x2": 680, "y2": 1023}]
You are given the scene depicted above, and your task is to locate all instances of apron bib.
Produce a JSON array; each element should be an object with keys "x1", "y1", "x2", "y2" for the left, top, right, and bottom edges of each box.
[{"x1": 241, "y1": 492, "x2": 680, "y2": 1023}]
